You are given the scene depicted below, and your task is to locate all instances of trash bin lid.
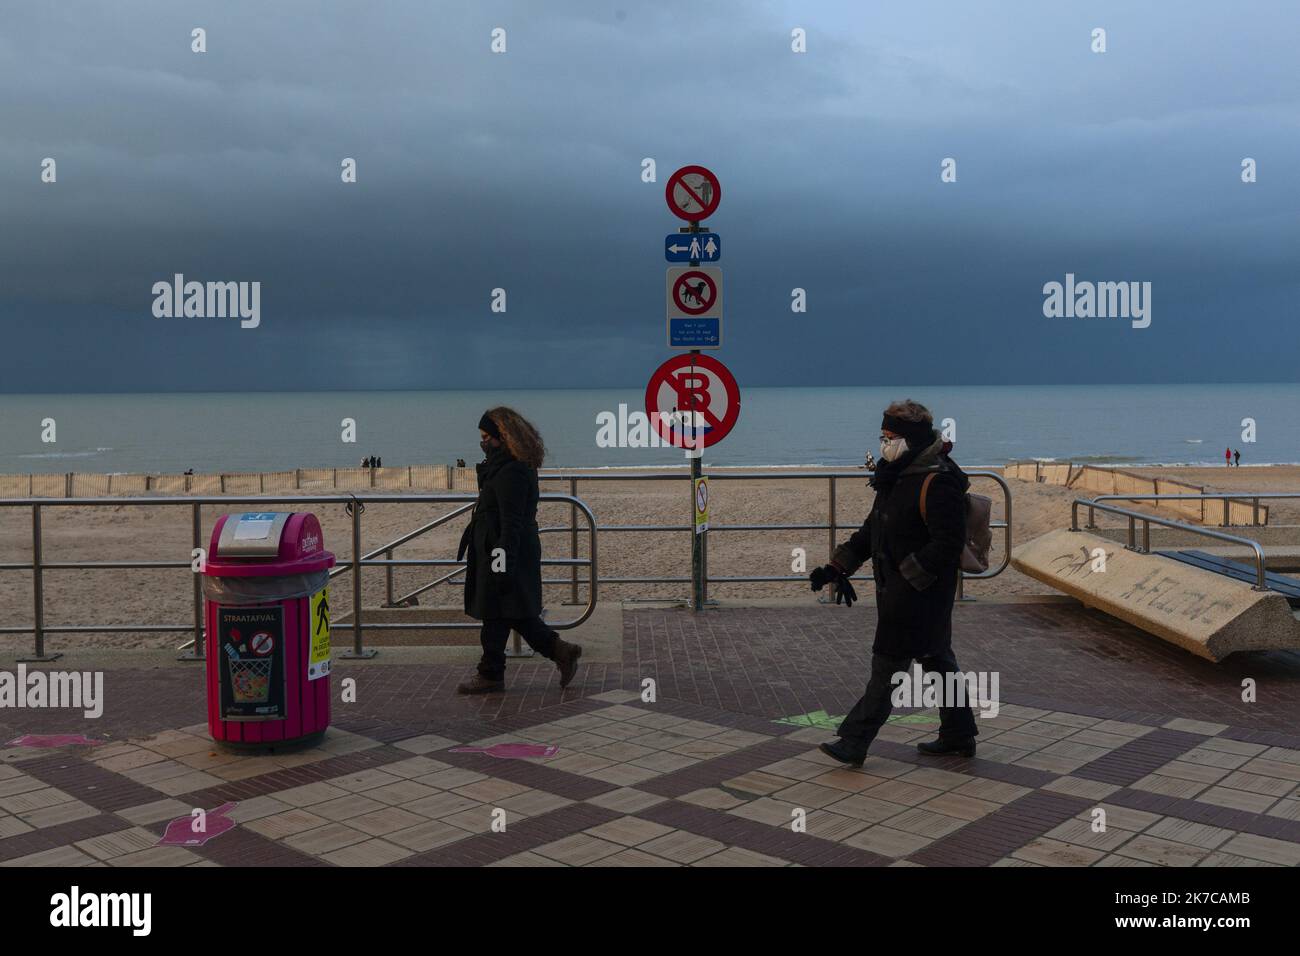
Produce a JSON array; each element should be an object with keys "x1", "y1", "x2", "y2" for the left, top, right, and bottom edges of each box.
[{"x1": 205, "y1": 512, "x2": 335, "y2": 577}]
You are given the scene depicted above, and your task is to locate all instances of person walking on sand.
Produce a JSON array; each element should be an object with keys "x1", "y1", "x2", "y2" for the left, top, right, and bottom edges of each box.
[
  {"x1": 809, "y1": 399, "x2": 978, "y2": 764},
  {"x1": 455, "y1": 407, "x2": 582, "y2": 694},
  {"x1": 1226, "y1": 447, "x2": 1232, "y2": 467},
  {"x1": 1234, "y1": 449, "x2": 1241, "y2": 467}
]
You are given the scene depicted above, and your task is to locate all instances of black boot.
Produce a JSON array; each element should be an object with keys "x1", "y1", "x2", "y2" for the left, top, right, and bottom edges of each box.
[
  {"x1": 457, "y1": 674, "x2": 505, "y2": 695},
  {"x1": 553, "y1": 638, "x2": 583, "y2": 688},
  {"x1": 917, "y1": 737, "x2": 976, "y2": 758},
  {"x1": 819, "y1": 738, "x2": 869, "y2": 768}
]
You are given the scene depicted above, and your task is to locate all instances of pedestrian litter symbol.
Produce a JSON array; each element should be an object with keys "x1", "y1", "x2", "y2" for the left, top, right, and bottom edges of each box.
[
  {"x1": 667, "y1": 267, "x2": 722, "y2": 318},
  {"x1": 309, "y1": 587, "x2": 331, "y2": 681},
  {"x1": 665, "y1": 165, "x2": 721, "y2": 221},
  {"x1": 665, "y1": 232, "x2": 721, "y2": 263}
]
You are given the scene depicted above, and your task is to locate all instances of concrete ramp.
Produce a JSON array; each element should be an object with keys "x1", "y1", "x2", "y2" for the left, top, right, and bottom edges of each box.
[{"x1": 1011, "y1": 529, "x2": 1300, "y2": 661}]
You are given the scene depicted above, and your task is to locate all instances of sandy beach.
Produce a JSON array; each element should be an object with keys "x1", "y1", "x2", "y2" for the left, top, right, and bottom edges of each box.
[{"x1": 3, "y1": 463, "x2": 1299, "y2": 652}]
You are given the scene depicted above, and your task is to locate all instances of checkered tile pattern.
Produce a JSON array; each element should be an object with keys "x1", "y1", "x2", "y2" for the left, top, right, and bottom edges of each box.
[{"x1": 1, "y1": 603, "x2": 1299, "y2": 866}]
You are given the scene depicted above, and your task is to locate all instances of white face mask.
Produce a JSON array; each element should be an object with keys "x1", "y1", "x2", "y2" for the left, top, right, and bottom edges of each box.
[{"x1": 880, "y1": 437, "x2": 908, "y2": 462}]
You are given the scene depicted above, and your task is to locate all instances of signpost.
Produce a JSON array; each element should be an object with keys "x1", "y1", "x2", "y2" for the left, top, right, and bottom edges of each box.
[
  {"x1": 664, "y1": 165, "x2": 721, "y2": 221},
  {"x1": 657, "y1": 164, "x2": 729, "y2": 610},
  {"x1": 666, "y1": 264, "x2": 723, "y2": 349},
  {"x1": 665, "y1": 232, "x2": 721, "y2": 263},
  {"x1": 644, "y1": 352, "x2": 741, "y2": 449},
  {"x1": 668, "y1": 317, "x2": 720, "y2": 349},
  {"x1": 694, "y1": 477, "x2": 709, "y2": 534}
]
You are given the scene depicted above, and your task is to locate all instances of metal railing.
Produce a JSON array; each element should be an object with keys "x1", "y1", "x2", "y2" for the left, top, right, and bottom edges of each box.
[
  {"x1": 1084, "y1": 492, "x2": 1300, "y2": 529},
  {"x1": 0, "y1": 470, "x2": 1013, "y2": 661},
  {"x1": 0, "y1": 493, "x2": 597, "y2": 662},
  {"x1": 1070, "y1": 497, "x2": 1269, "y2": 590},
  {"x1": 528, "y1": 469, "x2": 1013, "y2": 602}
]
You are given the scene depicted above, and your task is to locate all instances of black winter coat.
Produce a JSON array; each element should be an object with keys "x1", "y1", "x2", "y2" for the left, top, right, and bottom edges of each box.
[
  {"x1": 457, "y1": 446, "x2": 544, "y2": 621},
  {"x1": 832, "y1": 439, "x2": 969, "y2": 658}
]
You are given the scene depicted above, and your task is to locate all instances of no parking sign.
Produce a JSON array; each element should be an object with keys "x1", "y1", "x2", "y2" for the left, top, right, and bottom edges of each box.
[{"x1": 644, "y1": 353, "x2": 741, "y2": 449}]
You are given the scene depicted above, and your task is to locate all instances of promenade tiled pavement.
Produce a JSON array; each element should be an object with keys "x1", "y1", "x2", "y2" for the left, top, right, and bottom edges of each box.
[{"x1": 2, "y1": 601, "x2": 1299, "y2": 867}]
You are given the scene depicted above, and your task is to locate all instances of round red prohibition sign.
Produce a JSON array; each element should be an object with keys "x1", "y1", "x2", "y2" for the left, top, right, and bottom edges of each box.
[
  {"x1": 672, "y1": 270, "x2": 717, "y2": 316},
  {"x1": 645, "y1": 353, "x2": 741, "y2": 449},
  {"x1": 250, "y1": 632, "x2": 274, "y2": 657},
  {"x1": 665, "y1": 165, "x2": 722, "y2": 221}
]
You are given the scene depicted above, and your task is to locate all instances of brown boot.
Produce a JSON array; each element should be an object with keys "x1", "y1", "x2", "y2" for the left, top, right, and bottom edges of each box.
[
  {"x1": 457, "y1": 674, "x2": 505, "y2": 695},
  {"x1": 553, "y1": 638, "x2": 583, "y2": 688}
]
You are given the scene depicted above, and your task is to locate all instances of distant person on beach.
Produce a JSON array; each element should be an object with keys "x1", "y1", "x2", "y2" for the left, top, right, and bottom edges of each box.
[
  {"x1": 864, "y1": 451, "x2": 876, "y2": 471},
  {"x1": 456, "y1": 458, "x2": 466, "y2": 468},
  {"x1": 456, "y1": 407, "x2": 582, "y2": 694},
  {"x1": 1234, "y1": 449, "x2": 1241, "y2": 467},
  {"x1": 809, "y1": 399, "x2": 978, "y2": 764},
  {"x1": 1226, "y1": 447, "x2": 1232, "y2": 467}
]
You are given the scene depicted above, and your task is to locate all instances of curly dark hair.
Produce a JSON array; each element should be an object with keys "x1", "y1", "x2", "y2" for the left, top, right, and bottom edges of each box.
[{"x1": 484, "y1": 406, "x2": 546, "y2": 468}]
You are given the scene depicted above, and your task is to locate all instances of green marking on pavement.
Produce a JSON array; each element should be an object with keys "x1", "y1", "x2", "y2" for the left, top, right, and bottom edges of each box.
[{"x1": 772, "y1": 710, "x2": 940, "y2": 728}]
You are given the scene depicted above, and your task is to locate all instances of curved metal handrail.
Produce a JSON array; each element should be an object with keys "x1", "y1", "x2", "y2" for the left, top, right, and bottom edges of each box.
[{"x1": 1070, "y1": 497, "x2": 1268, "y2": 590}]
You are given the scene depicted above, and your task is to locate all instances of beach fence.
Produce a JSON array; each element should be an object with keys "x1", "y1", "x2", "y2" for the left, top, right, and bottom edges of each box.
[
  {"x1": 0, "y1": 465, "x2": 480, "y2": 499},
  {"x1": 1003, "y1": 461, "x2": 1267, "y2": 526}
]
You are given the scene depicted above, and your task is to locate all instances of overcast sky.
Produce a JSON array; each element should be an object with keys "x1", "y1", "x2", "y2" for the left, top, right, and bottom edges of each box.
[{"x1": 2, "y1": 0, "x2": 1298, "y2": 391}]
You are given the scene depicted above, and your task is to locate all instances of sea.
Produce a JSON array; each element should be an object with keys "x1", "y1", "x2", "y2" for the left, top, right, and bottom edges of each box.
[{"x1": 0, "y1": 384, "x2": 1294, "y2": 475}]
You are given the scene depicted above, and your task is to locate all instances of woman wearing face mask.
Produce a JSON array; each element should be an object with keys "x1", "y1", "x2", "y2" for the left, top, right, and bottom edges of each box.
[
  {"x1": 808, "y1": 399, "x2": 978, "y2": 764},
  {"x1": 455, "y1": 407, "x2": 582, "y2": 694}
]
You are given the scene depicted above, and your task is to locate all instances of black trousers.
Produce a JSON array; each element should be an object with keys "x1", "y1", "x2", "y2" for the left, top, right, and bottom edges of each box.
[
  {"x1": 477, "y1": 617, "x2": 558, "y2": 680},
  {"x1": 836, "y1": 642, "x2": 979, "y2": 750}
]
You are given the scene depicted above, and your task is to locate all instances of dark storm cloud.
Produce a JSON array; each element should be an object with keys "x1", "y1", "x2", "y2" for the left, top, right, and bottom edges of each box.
[{"x1": 1, "y1": 0, "x2": 1298, "y2": 391}]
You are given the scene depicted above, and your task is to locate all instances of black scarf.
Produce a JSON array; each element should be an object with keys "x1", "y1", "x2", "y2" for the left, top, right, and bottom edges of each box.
[
  {"x1": 869, "y1": 428, "x2": 937, "y2": 496},
  {"x1": 476, "y1": 444, "x2": 513, "y2": 484}
]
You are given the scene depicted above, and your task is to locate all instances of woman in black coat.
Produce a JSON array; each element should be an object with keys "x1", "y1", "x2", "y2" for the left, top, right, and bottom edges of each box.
[
  {"x1": 809, "y1": 400, "x2": 979, "y2": 764},
  {"x1": 455, "y1": 407, "x2": 582, "y2": 694}
]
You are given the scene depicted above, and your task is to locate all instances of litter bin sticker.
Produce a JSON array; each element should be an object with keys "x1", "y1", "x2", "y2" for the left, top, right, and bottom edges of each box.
[
  {"x1": 308, "y1": 586, "x2": 331, "y2": 681},
  {"x1": 218, "y1": 606, "x2": 286, "y2": 720}
]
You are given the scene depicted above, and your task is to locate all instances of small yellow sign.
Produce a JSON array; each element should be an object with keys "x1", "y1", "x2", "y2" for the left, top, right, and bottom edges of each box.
[
  {"x1": 308, "y1": 586, "x2": 331, "y2": 681},
  {"x1": 694, "y1": 477, "x2": 709, "y2": 534}
]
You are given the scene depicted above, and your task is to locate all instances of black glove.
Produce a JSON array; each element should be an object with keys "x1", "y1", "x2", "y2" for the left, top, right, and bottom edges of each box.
[
  {"x1": 832, "y1": 576, "x2": 858, "y2": 608},
  {"x1": 809, "y1": 564, "x2": 837, "y2": 592},
  {"x1": 810, "y1": 564, "x2": 857, "y2": 608}
]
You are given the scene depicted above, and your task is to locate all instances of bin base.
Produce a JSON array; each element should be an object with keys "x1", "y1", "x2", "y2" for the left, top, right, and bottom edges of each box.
[{"x1": 212, "y1": 729, "x2": 327, "y2": 755}]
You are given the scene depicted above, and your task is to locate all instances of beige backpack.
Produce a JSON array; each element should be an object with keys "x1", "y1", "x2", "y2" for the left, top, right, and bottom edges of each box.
[{"x1": 920, "y1": 472, "x2": 993, "y2": 574}]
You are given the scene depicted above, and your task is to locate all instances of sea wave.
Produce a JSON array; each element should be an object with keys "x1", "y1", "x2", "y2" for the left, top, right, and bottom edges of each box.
[{"x1": 16, "y1": 448, "x2": 112, "y2": 460}]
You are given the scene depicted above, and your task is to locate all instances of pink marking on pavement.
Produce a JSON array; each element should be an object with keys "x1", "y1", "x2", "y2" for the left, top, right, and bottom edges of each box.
[
  {"x1": 450, "y1": 743, "x2": 559, "y2": 759},
  {"x1": 157, "y1": 802, "x2": 238, "y2": 846},
  {"x1": 8, "y1": 734, "x2": 102, "y2": 748}
]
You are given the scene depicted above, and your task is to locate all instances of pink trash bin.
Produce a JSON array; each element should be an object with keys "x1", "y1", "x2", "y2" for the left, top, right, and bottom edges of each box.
[{"x1": 201, "y1": 512, "x2": 335, "y2": 751}]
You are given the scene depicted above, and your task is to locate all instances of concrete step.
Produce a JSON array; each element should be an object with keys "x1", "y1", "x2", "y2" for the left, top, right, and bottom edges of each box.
[
  {"x1": 333, "y1": 606, "x2": 481, "y2": 646},
  {"x1": 1011, "y1": 529, "x2": 1300, "y2": 662}
]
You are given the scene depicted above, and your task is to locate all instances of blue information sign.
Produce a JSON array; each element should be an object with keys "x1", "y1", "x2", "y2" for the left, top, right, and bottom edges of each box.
[
  {"x1": 664, "y1": 233, "x2": 721, "y2": 263},
  {"x1": 668, "y1": 317, "x2": 722, "y2": 349}
]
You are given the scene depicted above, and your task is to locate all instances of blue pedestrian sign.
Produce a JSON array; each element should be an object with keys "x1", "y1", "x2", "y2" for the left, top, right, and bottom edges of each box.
[
  {"x1": 665, "y1": 233, "x2": 721, "y2": 263},
  {"x1": 668, "y1": 317, "x2": 722, "y2": 349}
]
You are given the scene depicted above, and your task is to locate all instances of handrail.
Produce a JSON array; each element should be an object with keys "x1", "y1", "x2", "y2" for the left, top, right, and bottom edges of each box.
[
  {"x1": 0, "y1": 493, "x2": 597, "y2": 662},
  {"x1": 1085, "y1": 491, "x2": 1300, "y2": 529},
  {"x1": 533, "y1": 469, "x2": 1014, "y2": 590},
  {"x1": 1070, "y1": 497, "x2": 1269, "y2": 590}
]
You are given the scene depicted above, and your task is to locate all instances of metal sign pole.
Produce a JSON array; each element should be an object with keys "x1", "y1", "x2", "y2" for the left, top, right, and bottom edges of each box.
[{"x1": 688, "y1": 219, "x2": 705, "y2": 612}]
